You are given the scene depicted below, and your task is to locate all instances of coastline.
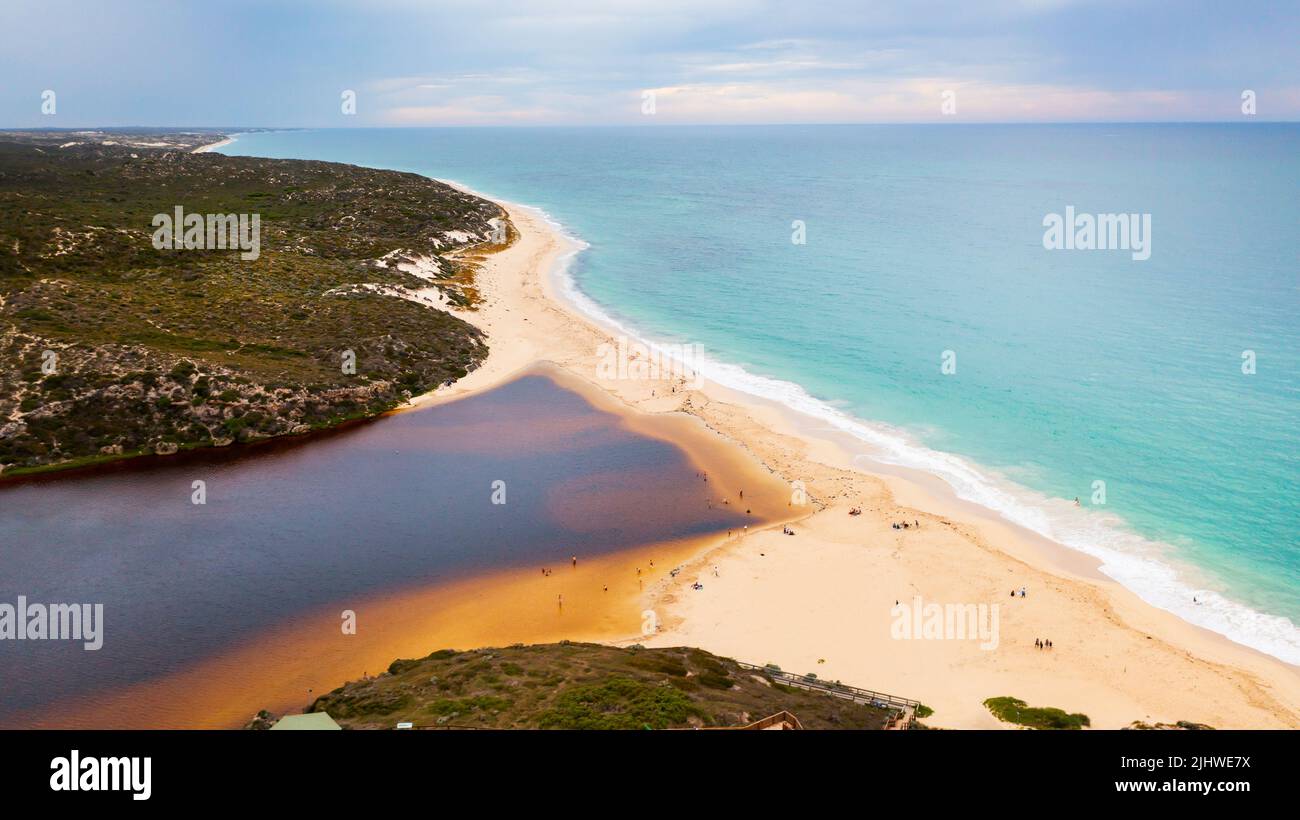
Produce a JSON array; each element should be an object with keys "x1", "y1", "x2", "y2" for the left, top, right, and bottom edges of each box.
[
  {"x1": 191, "y1": 135, "x2": 236, "y2": 153},
  {"x1": 406, "y1": 187, "x2": 1300, "y2": 729}
]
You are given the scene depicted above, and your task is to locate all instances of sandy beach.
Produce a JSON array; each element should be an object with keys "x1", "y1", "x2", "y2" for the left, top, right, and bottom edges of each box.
[
  {"x1": 401, "y1": 190, "x2": 1300, "y2": 730},
  {"x1": 191, "y1": 137, "x2": 235, "y2": 153}
]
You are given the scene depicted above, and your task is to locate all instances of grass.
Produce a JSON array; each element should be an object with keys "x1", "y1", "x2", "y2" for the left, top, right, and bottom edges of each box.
[{"x1": 984, "y1": 696, "x2": 1091, "y2": 730}]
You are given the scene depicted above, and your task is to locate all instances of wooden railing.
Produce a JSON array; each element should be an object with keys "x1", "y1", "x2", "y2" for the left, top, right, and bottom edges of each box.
[
  {"x1": 735, "y1": 661, "x2": 921, "y2": 728},
  {"x1": 741, "y1": 710, "x2": 804, "y2": 730}
]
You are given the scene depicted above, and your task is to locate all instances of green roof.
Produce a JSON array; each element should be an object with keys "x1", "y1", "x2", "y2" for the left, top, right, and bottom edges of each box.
[{"x1": 270, "y1": 713, "x2": 342, "y2": 731}]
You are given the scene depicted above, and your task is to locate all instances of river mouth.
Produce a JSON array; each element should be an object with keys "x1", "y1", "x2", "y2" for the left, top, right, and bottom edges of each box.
[{"x1": 0, "y1": 366, "x2": 785, "y2": 728}]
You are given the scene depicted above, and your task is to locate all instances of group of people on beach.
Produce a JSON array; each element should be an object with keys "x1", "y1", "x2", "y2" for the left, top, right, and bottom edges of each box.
[
  {"x1": 891, "y1": 519, "x2": 919, "y2": 530},
  {"x1": 1035, "y1": 638, "x2": 1053, "y2": 649},
  {"x1": 541, "y1": 555, "x2": 580, "y2": 577},
  {"x1": 1010, "y1": 586, "x2": 1028, "y2": 598},
  {"x1": 848, "y1": 507, "x2": 863, "y2": 516}
]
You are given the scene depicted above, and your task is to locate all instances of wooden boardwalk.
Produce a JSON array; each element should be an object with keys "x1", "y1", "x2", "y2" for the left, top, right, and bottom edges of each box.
[{"x1": 735, "y1": 661, "x2": 922, "y2": 729}]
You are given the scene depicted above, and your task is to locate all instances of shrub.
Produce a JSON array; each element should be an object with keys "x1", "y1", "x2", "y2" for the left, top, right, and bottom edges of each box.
[
  {"x1": 983, "y1": 697, "x2": 1089, "y2": 730},
  {"x1": 537, "y1": 677, "x2": 701, "y2": 730}
]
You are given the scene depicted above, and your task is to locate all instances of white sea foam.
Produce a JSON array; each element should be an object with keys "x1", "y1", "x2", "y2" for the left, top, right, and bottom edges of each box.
[{"x1": 462, "y1": 182, "x2": 1300, "y2": 667}]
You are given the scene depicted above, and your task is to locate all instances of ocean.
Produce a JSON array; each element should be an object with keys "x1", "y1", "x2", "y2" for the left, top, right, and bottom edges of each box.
[{"x1": 222, "y1": 124, "x2": 1300, "y2": 664}]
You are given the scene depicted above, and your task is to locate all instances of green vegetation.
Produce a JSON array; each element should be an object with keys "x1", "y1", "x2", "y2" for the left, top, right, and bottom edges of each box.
[
  {"x1": 1126, "y1": 720, "x2": 1214, "y2": 730},
  {"x1": 0, "y1": 131, "x2": 509, "y2": 476},
  {"x1": 984, "y1": 696, "x2": 1091, "y2": 730},
  {"x1": 537, "y1": 677, "x2": 702, "y2": 729},
  {"x1": 914, "y1": 703, "x2": 934, "y2": 719},
  {"x1": 301, "y1": 642, "x2": 898, "y2": 729}
]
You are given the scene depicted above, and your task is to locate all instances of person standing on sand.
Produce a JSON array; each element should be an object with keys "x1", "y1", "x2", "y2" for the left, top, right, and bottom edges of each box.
[{"x1": 571, "y1": 555, "x2": 577, "y2": 567}]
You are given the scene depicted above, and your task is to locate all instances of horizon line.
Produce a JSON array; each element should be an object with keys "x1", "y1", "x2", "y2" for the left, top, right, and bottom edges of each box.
[{"x1": 4, "y1": 120, "x2": 1298, "y2": 131}]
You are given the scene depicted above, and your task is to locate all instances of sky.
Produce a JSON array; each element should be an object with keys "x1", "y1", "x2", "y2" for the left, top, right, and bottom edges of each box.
[{"x1": 2, "y1": 0, "x2": 1297, "y2": 127}]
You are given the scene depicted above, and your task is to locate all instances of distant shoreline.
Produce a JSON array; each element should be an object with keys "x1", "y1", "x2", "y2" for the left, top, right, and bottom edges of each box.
[{"x1": 191, "y1": 135, "x2": 236, "y2": 153}]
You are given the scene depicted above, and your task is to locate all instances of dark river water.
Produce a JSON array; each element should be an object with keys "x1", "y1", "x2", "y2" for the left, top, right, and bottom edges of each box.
[{"x1": 0, "y1": 372, "x2": 750, "y2": 725}]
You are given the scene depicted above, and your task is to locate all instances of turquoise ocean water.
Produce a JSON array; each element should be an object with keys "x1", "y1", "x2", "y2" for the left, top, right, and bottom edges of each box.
[{"x1": 223, "y1": 125, "x2": 1299, "y2": 663}]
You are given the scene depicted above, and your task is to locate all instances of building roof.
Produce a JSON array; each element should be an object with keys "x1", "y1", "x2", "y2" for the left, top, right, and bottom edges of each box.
[{"x1": 270, "y1": 712, "x2": 342, "y2": 730}]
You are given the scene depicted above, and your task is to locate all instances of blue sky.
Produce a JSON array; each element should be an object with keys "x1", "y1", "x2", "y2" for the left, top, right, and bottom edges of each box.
[{"x1": 2, "y1": 0, "x2": 1297, "y2": 127}]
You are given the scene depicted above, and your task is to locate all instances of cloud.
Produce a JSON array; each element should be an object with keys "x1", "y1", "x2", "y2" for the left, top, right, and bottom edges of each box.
[{"x1": 0, "y1": 0, "x2": 1295, "y2": 126}]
